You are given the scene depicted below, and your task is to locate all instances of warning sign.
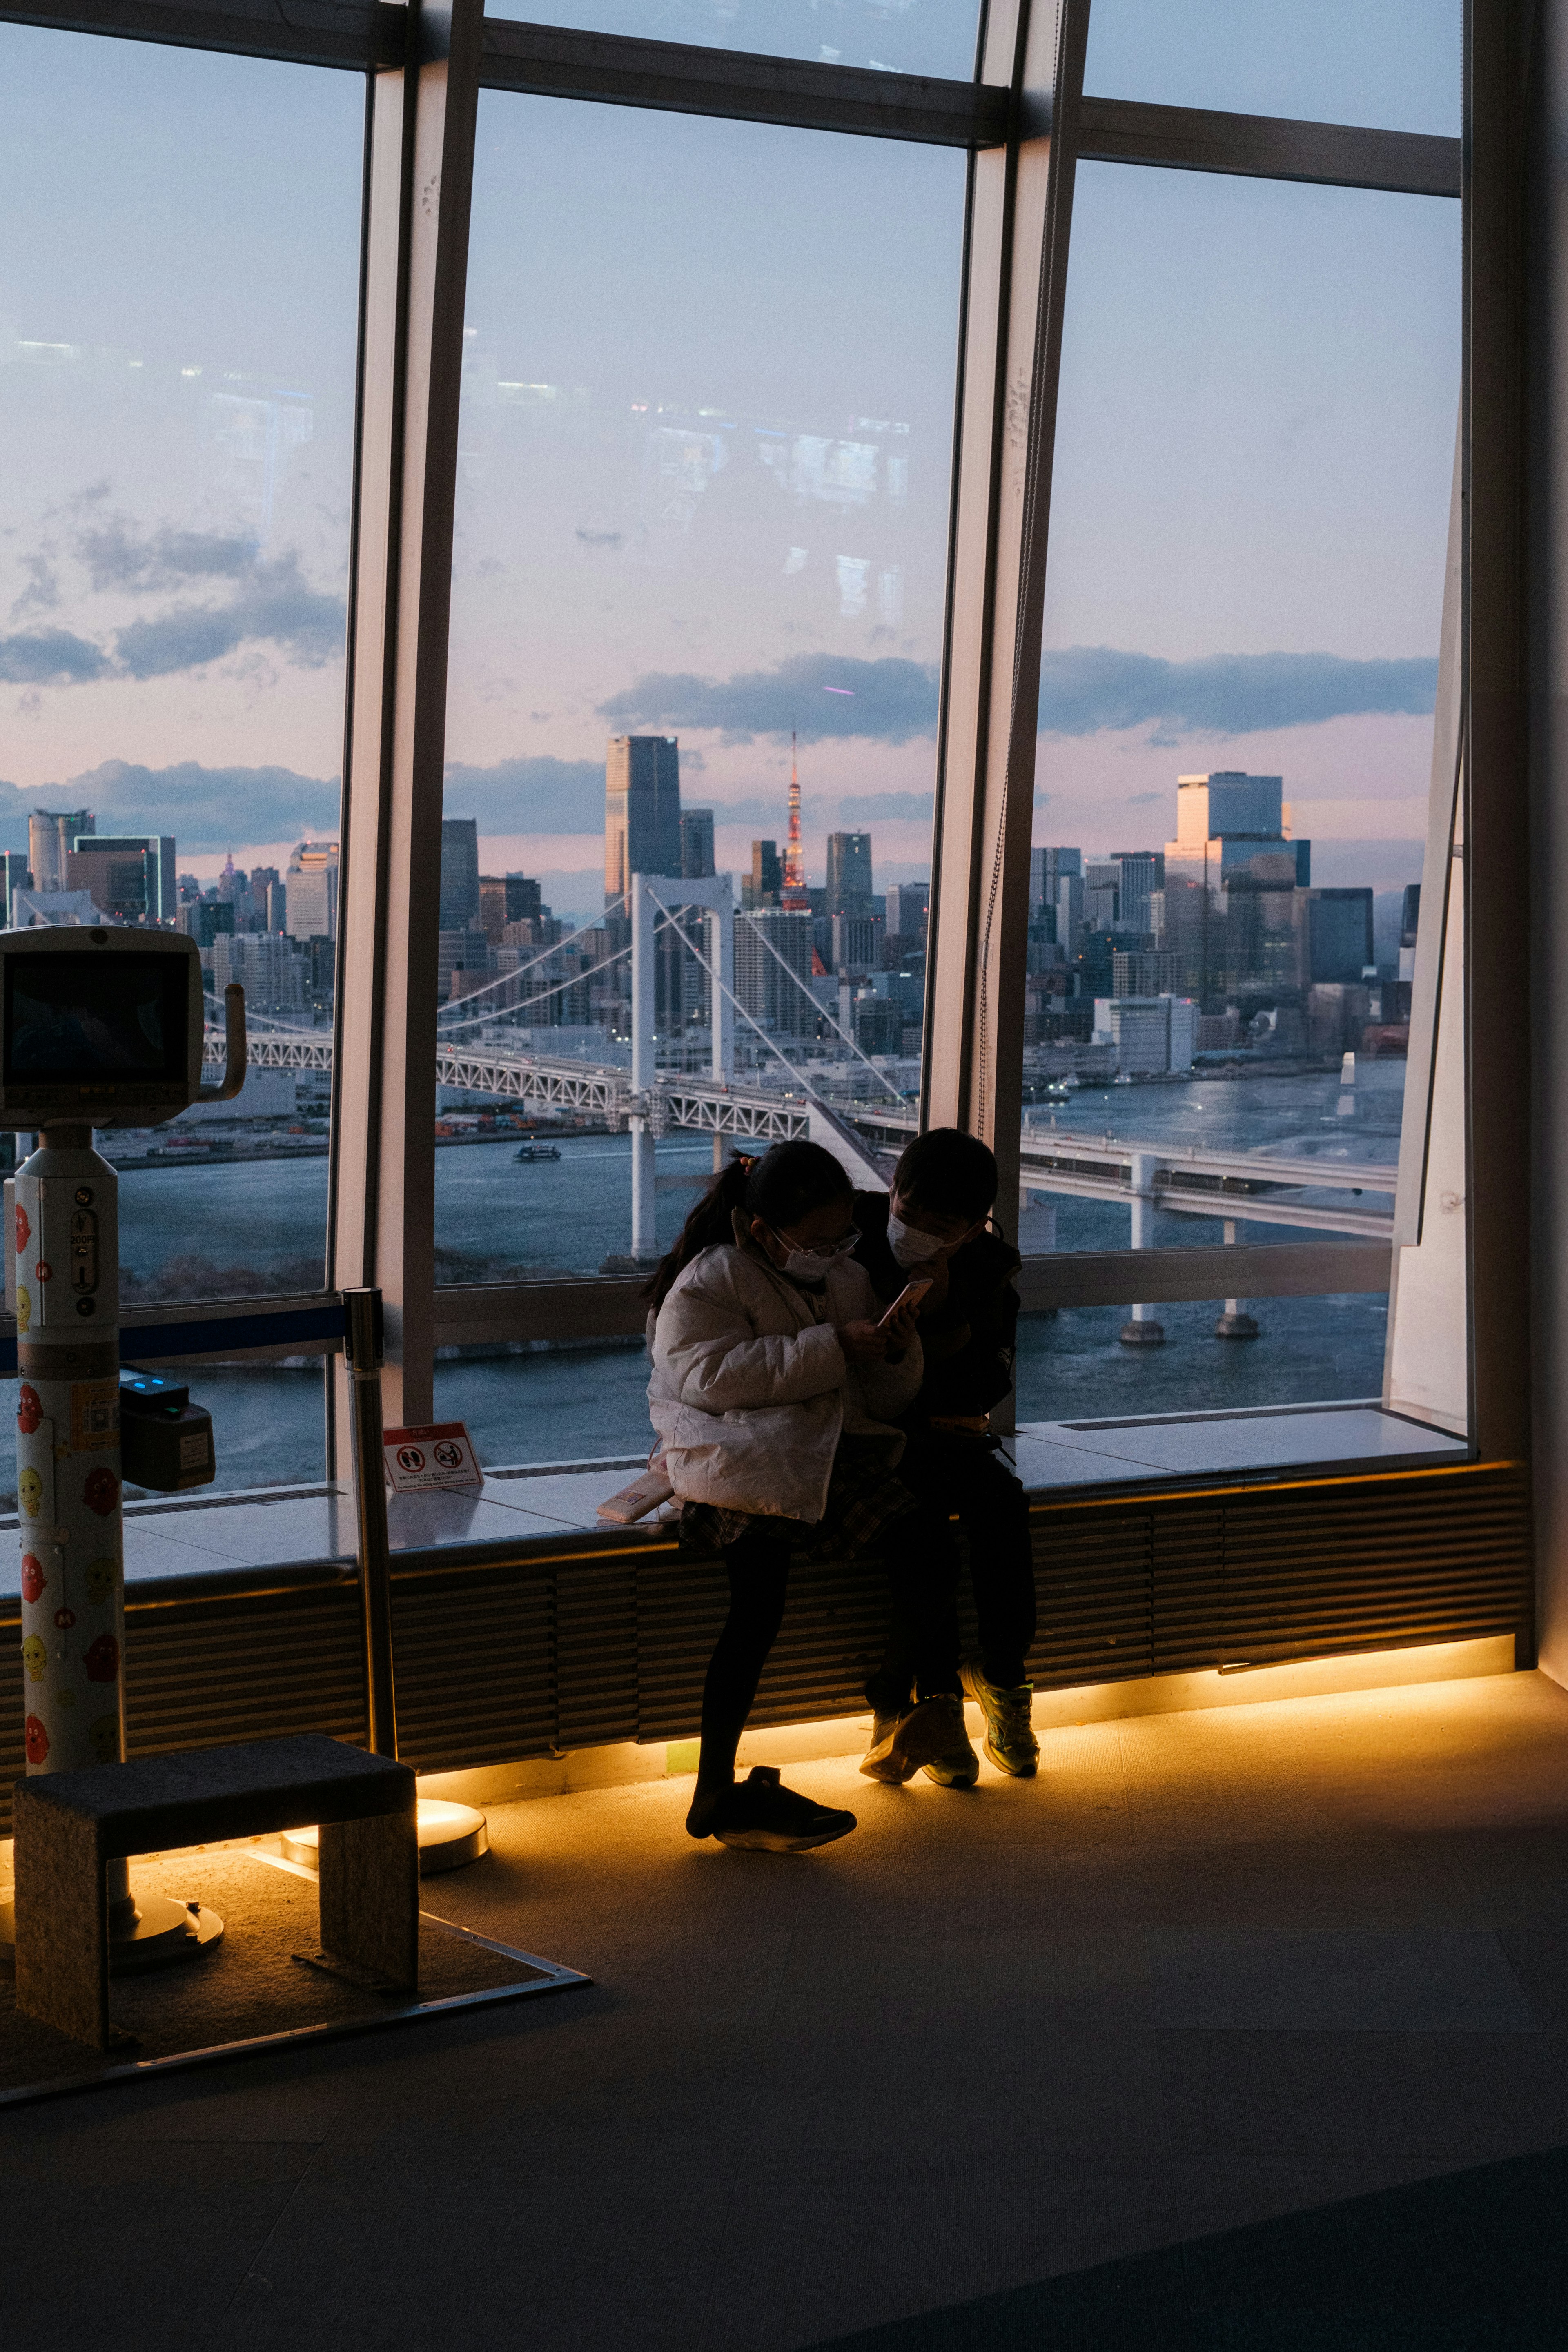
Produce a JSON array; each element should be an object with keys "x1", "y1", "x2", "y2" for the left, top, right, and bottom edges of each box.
[{"x1": 383, "y1": 1420, "x2": 483, "y2": 1494}]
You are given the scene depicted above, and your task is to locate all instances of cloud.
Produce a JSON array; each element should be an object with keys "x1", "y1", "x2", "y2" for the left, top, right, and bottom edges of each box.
[
  {"x1": 598, "y1": 653, "x2": 940, "y2": 743},
  {"x1": 76, "y1": 518, "x2": 257, "y2": 595},
  {"x1": 441, "y1": 755, "x2": 605, "y2": 831},
  {"x1": 24, "y1": 758, "x2": 342, "y2": 852},
  {"x1": 0, "y1": 628, "x2": 111, "y2": 685},
  {"x1": 1038, "y1": 647, "x2": 1438, "y2": 738},
  {"x1": 113, "y1": 555, "x2": 344, "y2": 678}
]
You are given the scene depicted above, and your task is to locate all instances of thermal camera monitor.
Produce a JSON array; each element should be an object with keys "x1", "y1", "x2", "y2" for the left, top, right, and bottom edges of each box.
[{"x1": 0, "y1": 933, "x2": 198, "y2": 1120}]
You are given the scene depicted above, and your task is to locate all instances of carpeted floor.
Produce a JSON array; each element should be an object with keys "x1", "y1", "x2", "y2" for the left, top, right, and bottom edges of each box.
[{"x1": 0, "y1": 1848, "x2": 576, "y2": 2098}]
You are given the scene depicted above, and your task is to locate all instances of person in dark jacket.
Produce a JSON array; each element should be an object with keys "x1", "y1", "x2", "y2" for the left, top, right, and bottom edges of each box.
[{"x1": 853, "y1": 1128, "x2": 1039, "y2": 1784}]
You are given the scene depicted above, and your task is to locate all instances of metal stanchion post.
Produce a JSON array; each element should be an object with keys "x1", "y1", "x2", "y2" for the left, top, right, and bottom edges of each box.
[
  {"x1": 343, "y1": 1287, "x2": 398, "y2": 1757},
  {"x1": 284, "y1": 1287, "x2": 488, "y2": 1875}
]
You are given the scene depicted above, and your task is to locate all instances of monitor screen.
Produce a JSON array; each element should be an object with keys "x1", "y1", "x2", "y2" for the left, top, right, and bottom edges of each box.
[{"x1": 3, "y1": 952, "x2": 189, "y2": 1091}]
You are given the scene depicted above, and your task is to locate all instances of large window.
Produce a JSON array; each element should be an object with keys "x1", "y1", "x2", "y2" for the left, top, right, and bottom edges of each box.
[
  {"x1": 432, "y1": 90, "x2": 962, "y2": 1461},
  {"x1": 0, "y1": 24, "x2": 362, "y2": 1487},
  {"x1": 1016, "y1": 156, "x2": 1459, "y2": 1426}
]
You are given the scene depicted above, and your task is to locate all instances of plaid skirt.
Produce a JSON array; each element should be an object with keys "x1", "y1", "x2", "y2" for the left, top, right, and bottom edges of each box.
[{"x1": 679, "y1": 1435, "x2": 918, "y2": 1561}]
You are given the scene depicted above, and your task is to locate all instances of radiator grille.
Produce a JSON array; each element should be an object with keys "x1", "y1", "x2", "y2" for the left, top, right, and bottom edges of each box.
[{"x1": 0, "y1": 1463, "x2": 1534, "y2": 1829}]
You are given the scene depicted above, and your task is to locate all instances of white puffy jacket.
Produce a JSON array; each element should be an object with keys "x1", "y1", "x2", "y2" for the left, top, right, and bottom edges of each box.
[{"x1": 648, "y1": 1235, "x2": 923, "y2": 1523}]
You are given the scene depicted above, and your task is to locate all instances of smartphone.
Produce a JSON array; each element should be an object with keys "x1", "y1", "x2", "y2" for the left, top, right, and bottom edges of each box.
[{"x1": 877, "y1": 1276, "x2": 933, "y2": 1330}]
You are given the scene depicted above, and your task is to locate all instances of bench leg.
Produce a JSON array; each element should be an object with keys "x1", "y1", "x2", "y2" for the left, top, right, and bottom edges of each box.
[
  {"x1": 13, "y1": 1800, "x2": 109, "y2": 2051},
  {"x1": 318, "y1": 1810, "x2": 419, "y2": 1993}
]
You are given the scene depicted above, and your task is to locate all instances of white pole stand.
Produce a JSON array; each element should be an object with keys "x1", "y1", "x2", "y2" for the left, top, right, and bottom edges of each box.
[
  {"x1": 1120, "y1": 1149, "x2": 1166, "y2": 1347},
  {"x1": 0, "y1": 1126, "x2": 221, "y2": 1970}
]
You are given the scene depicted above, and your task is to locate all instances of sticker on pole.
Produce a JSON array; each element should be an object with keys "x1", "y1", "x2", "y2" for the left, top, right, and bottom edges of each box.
[{"x1": 383, "y1": 1421, "x2": 483, "y2": 1493}]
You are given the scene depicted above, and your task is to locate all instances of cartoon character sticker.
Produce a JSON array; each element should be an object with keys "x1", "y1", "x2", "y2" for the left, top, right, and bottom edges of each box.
[
  {"x1": 20, "y1": 1552, "x2": 44, "y2": 1602},
  {"x1": 18, "y1": 1467, "x2": 42, "y2": 1518},
  {"x1": 16, "y1": 1284, "x2": 30, "y2": 1333},
  {"x1": 84, "y1": 1556, "x2": 116, "y2": 1606},
  {"x1": 89, "y1": 1713, "x2": 119, "y2": 1764},
  {"x1": 83, "y1": 1467, "x2": 118, "y2": 1517},
  {"x1": 14, "y1": 1201, "x2": 29, "y2": 1257},
  {"x1": 24, "y1": 1714, "x2": 48, "y2": 1765},
  {"x1": 33, "y1": 1260, "x2": 51, "y2": 1284},
  {"x1": 16, "y1": 1384, "x2": 41, "y2": 1435},
  {"x1": 83, "y1": 1631, "x2": 119, "y2": 1683},
  {"x1": 53, "y1": 1606, "x2": 75, "y2": 1631},
  {"x1": 20, "y1": 1633, "x2": 45, "y2": 1682}
]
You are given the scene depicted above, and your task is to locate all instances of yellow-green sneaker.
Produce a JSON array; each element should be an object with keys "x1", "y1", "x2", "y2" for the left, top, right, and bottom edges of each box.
[
  {"x1": 920, "y1": 1694, "x2": 980, "y2": 1788},
  {"x1": 959, "y1": 1662, "x2": 1039, "y2": 1777}
]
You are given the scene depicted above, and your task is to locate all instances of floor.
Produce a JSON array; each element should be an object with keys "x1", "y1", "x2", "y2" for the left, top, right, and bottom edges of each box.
[
  {"x1": 0, "y1": 1405, "x2": 1468, "y2": 1592},
  {"x1": 7, "y1": 1667, "x2": 1568, "y2": 2349}
]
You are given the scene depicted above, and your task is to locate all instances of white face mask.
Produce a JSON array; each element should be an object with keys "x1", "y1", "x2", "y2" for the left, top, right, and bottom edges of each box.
[
  {"x1": 779, "y1": 1246, "x2": 842, "y2": 1283},
  {"x1": 886, "y1": 1212, "x2": 949, "y2": 1268}
]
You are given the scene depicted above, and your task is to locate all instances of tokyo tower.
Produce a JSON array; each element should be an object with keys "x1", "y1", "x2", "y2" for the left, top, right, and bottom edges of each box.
[{"x1": 782, "y1": 729, "x2": 810, "y2": 910}]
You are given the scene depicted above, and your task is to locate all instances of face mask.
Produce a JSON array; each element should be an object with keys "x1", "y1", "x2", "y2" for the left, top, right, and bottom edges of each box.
[
  {"x1": 886, "y1": 1213, "x2": 948, "y2": 1269},
  {"x1": 779, "y1": 1246, "x2": 841, "y2": 1284}
]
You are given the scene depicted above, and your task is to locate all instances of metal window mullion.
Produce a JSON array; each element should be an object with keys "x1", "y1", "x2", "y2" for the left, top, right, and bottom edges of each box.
[
  {"x1": 331, "y1": 0, "x2": 481, "y2": 1454},
  {"x1": 923, "y1": 0, "x2": 1088, "y2": 1242}
]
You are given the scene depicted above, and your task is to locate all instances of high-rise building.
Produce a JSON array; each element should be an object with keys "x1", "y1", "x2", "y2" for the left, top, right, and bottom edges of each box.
[
  {"x1": 213, "y1": 931, "x2": 306, "y2": 1014},
  {"x1": 744, "y1": 840, "x2": 782, "y2": 909},
  {"x1": 0, "y1": 851, "x2": 29, "y2": 925},
  {"x1": 66, "y1": 834, "x2": 176, "y2": 924},
  {"x1": 1030, "y1": 845, "x2": 1082, "y2": 913},
  {"x1": 266, "y1": 879, "x2": 288, "y2": 933},
  {"x1": 680, "y1": 808, "x2": 715, "y2": 880},
  {"x1": 826, "y1": 831, "x2": 873, "y2": 918},
  {"x1": 1298, "y1": 887, "x2": 1375, "y2": 985},
  {"x1": 286, "y1": 842, "x2": 340, "y2": 941},
  {"x1": 1110, "y1": 851, "x2": 1163, "y2": 936},
  {"x1": 605, "y1": 735, "x2": 682, "y2": 901},
  {"x1": 1165, "y1": 773, "x2": 1310, "y2": 890},
  {"x1": 831, "y1": 911, "x2": 883, "y2": 976},
  {"x1": 439, "y1": 816, "x2": 480, "y2": 933},
  {"x1": 884, "y1": 880, "x2": 929, "y2": 950},
  {"x1": 736, "y1": 907, "x2": 815, "y2": 1036},
  {"x1": 29, "y1": 808, "x2": 93, "y2": 893},
  {"x1": 506, "y1": 874, "x2": 543, "y2": 925}
]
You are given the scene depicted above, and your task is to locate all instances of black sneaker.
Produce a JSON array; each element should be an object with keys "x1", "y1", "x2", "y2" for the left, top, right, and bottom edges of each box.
[{"x1": 705, "y1": 1766, "x2": 857, "y2": 1852}]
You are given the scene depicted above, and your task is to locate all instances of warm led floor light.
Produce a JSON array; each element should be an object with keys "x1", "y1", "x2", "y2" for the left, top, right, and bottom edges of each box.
[{"x1": 282, "y1": 1797, "x2": 490, "y2": 1877}]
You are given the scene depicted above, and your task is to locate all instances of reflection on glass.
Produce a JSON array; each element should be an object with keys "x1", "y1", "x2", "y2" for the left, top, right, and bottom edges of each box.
[
  {"x1": 0, "y1": 27, "x2": 359, "y2": 1306},
  {"x1": 437, "y1": 96, "x2": 961, "y2": 1291},
  {"x1": 1020, "y1": 161, "x2": 1455, "y2": 1414},
  {"x1": 483, "y1": 0, "x2": 980, "y2": 82},
  {"x1": 1085, "y1": 0, "x2": 1460, "y2": 136}
]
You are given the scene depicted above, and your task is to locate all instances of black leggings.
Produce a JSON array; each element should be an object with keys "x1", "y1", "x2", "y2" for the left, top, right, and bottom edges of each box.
[{"x1": 695, "y1": 1508, "x2": 962, "y2": 1794}]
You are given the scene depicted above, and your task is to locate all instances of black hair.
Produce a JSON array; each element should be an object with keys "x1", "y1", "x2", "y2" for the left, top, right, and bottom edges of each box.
[
  {"x1": 645, "y1": 1138, "x2": 853, "y2": 1311},
  {"x1": 893, "y1": 1127, "x2": 998, "y2": 1221}
]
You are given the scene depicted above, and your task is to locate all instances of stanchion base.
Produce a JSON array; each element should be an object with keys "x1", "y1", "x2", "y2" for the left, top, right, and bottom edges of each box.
[
  {"x1": 1214, "y1": 1312, "x2": 1261, "y2": 1340},
  {"x1": 0, "y1": 1889, "x2": 223, "y2": 1973},
  {"x1": 282, "y1": 1798, "x2": 490, "y2": 1878},
  {"x1": 1119, "y1": 1319, "x2": 1166, "y2": 1347}
]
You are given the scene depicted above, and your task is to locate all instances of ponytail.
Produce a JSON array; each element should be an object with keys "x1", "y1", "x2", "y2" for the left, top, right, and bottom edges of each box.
[{"x1": 644, "y1": 1138, "x2": 853, "y2": 1312}]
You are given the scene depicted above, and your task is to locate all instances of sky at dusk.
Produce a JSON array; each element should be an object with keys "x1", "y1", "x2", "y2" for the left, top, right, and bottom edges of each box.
[{"x1": 0, "y1": 9, "x2": 1460, "y2": 920}]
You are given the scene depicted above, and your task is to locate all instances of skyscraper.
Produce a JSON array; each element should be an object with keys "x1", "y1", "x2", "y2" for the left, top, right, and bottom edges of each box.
[
  {"x1": 744, "y1": 840, "x2": 782, "y2": 909},
  {"x1": 680, "y1": 807, "x2": 715, "y2": 879},
  {"x1": 439, "y1": 816, "x2": 481, "y2": 932},
  {"x1": 29, "y1": 808, "x2": 94, "y2": 893},
  {"x1": 286, "y1": 842, "x2": 340, "y2": 941},
  {"x1": 605, "y1": 736, "x2": 682, "y2": 902},
  {"x1": 826, "y1": 831, "x2": 873, "y2": 918}
]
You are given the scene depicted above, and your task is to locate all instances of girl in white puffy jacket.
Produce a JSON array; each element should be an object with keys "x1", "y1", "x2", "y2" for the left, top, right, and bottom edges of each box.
[{"x1": 647, "y1": 1140, "x2": 971, "y2": 1854}]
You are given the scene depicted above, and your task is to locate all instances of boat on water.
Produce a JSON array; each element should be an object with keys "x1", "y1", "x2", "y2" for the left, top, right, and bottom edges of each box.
[{"x1": 514, "y1": 1140, "x2": 562, "y2": 1163}]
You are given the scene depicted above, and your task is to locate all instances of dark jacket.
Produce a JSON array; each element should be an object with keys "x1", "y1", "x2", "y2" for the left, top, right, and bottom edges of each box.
[{"x1": 852, "y1": 1190, "x2": 1021, "y2": 1428}]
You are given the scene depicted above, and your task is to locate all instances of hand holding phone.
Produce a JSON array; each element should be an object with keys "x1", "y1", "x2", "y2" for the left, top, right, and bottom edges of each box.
[{"x1": 878, "y1": 1276, "x2": 933, "y2": 1331}]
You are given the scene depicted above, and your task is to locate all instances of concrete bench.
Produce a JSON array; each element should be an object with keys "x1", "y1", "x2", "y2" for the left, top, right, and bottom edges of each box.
[{"x1": 13, "y1": 1734, "x2": 418, "y2": 2050}]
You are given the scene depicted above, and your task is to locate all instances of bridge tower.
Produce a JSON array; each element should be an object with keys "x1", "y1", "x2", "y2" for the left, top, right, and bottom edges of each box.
[{"x1": 630, "y1": 874, "x2": 735, "y2": 1262}]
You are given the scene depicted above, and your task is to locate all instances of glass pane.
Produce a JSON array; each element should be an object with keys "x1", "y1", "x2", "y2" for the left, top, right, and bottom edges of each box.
[
  {"x1": 484, "y1": 0, "x2": 979, "y2": 83},
  {"x1": 0, "y1": 27, "x2": 359, "y2": 1326},
  {"x1": 1020, "y1": 162, "x2": 1458, "y2": 1424},
  {"x1": 437, "y1": 95, "x2": 962, "y2": 1334},
  {"x1": 0, "y1": 28, "x2": 358, "y2": 1496},
  {"x1": 1085, "y1": 0, "x2": 1460, "y2": 136}
]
